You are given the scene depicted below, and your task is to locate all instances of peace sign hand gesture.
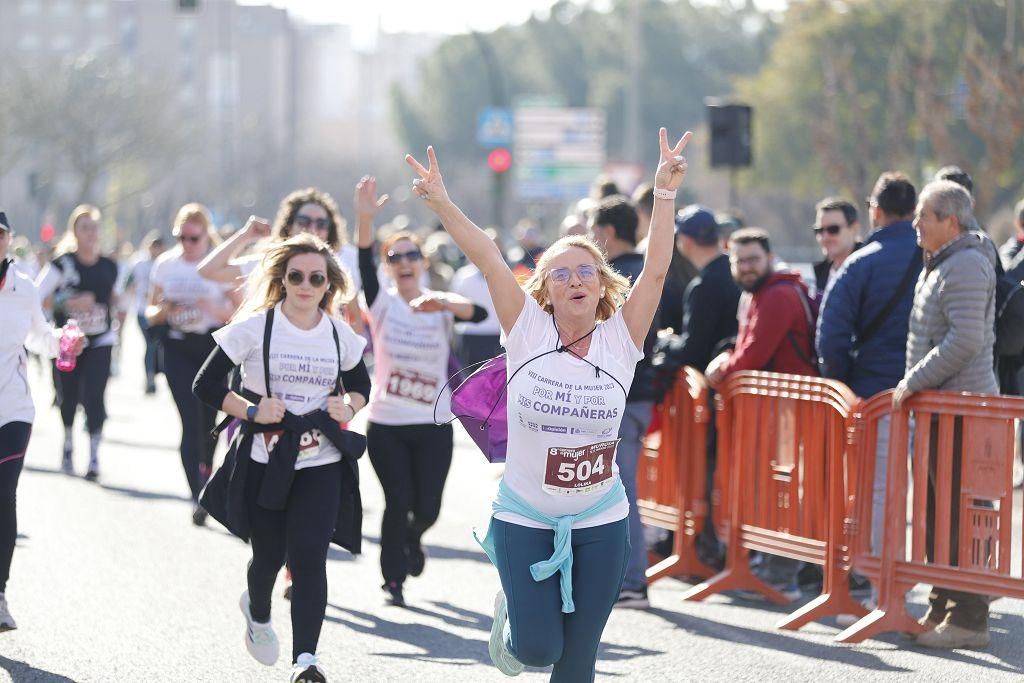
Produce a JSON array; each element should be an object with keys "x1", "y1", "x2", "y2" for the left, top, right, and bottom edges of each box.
[
  {"x1": 653, "y1": 128, "x2": 693, "y2": 192},
  {"x1": 405, "y1": 146, "x2": 451, "y2": 213}
]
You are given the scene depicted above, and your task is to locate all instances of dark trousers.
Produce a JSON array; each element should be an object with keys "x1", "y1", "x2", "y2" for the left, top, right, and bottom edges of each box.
[
  {"x1": 0, "y1": 422, "x2": 31, "y2": 594},
  {"x1": 246, "y1": 460, "x2": 342, "y2": 663},
  {"x1": 163, "y1": 334, "x2": 219, "y2": 501},
  {"x1": 137, "y1": 313, "x2": 162, "y2": 379},
  {"x1": 492, "y1": 518, "x2": 628, "y2": 682},
  {"x1": 53, "y1": 344, "x2": 112, "y2": 433},
  {"x1": 455, "y1": 333, "x2": 502, "y2": 368},
  {"x1": 924, "y1": 416, "x2": 989, "y2": 630},
  {"x1": 367, "y1": 422, "x2": 453, "y2": 585}
]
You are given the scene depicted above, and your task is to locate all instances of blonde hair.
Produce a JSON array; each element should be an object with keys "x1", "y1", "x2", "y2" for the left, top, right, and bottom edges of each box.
[
  {"x1": 172, "y1": 202, "x2": 222, "y2": 247},
  {"x1": 55, "y1": 204, "x2": 102, "y2": 256},
  {"x1": 239, "y1": 233, "x2": 351, "y2": 318},
  {"x1": 169, "y1": 204, "x2": 220, "y2": 258},
  {"x1": 522, "y1": 235, "x2": 631, "y2": 321}
]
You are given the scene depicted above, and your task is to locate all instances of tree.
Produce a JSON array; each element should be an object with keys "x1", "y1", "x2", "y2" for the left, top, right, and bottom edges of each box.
[
  {"x1": 8, "y1": 54, "x2": 192, "y2": 218},
  {"x1": 736, "y1": 0, "x2": 1024, "y2": 215}
]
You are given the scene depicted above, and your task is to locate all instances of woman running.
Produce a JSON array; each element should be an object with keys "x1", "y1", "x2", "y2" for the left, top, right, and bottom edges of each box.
[
  {"x1": 0, "y1": 212, "x2": 84, "y2": 631},
  {"x1": 354, "y1": 176, "x2": 488, "y2": 607},
  {"x1": 405, "y1": 128, "x2": 691, "y2": 681},
  {"x1": 36, "y1": 205, "x2": 122, "y2": 480},
  {"x1": 146, "y1": 204, "x2": 238, "y2": 525},
  {"x1": 193, "y1": 233, "x2": 370, "y2": 683}
]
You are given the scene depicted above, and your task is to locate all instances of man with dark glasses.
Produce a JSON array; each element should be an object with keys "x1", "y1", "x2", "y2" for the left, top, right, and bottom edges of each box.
[{"x1": 811, "y1": 197, "x2": 862, "y2": 302}]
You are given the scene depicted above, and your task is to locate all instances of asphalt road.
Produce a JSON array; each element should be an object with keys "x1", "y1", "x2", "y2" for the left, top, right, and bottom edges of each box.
[{"x1": 1, "y1": 325, "x2": 1022, "y2": 682}]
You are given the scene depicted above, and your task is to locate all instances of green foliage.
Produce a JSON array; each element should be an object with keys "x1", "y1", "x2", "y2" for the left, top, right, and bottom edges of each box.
[
  {"x1": 392, "y1": 0, "x2": 775, "y2": 171},
  {"x1": 736, "y1": 0, "x2": 1024, "y2": 211}
]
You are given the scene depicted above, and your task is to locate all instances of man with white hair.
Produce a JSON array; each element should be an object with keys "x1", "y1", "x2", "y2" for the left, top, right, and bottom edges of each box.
[{"x1": 894, "y1": 179, "x2": 999, "y2": 649}]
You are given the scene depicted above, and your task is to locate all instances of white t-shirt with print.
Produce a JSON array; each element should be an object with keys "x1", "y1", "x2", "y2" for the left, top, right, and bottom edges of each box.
[
  {"x1": 498, "y1": 295, "x2": 640, "y2": 530},
  {"x1": 150, "y1": 252, "x2": 233, "y2": 336},
  {"x1": 212, "y1": 303, "x2": 367, "y2": 469},
  {"x1": 366, "y1": 287, "x2": 454, "y2": 425}
]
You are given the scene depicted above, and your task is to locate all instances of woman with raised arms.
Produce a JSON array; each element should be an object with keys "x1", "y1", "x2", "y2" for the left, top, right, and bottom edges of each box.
[{"x1": 405, "y1": 127, "x2": 691, "y2": 681}]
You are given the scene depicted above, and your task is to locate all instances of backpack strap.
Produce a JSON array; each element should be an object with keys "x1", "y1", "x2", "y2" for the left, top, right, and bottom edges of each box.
[
  {"x1": 262, "y1": 306, "x2": 274, "y2": 396},
  {"x1": 330, "y1": 319, "x2": 345, "y2": 397},
  {"x1": 852, "y1": 246, "x2": 922, "y2": 354}
]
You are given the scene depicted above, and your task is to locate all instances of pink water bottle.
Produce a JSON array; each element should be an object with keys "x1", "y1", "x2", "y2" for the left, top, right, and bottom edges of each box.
[{"x1": 56, "y1": 320, "x2": 84, "y2": 372}]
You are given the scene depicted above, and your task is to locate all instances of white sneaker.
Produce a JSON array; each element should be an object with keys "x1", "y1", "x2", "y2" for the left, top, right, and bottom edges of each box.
[
  {"x1": 0, "y1": 593, "x2": 16, "y2": 632},
  {"x1": 291, "y1": 652, "x2": 327, "y2": 682},
  {"x1": 488, "y1": 590, "x2": 523, "y2": 677},
  {"x1": 239, "y1": 590, "x2": 279, "y2": 665}
]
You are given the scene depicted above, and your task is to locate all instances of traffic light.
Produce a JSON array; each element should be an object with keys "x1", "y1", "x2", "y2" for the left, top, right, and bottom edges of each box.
[{"x1": 487, "y1": 148, "x2": 512, "y2": 173}]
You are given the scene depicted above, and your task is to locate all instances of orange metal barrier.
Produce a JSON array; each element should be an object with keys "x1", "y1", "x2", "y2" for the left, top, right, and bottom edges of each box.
[
  {"x1": 638, "y1": 367, "x2": 716, "y2": 583},
  {"x1": 837, "y1": 390, "x2": 1024, "y2": 643},
  {"x1": 681, "y1": 371, "x2": 867, "y2": 630}
]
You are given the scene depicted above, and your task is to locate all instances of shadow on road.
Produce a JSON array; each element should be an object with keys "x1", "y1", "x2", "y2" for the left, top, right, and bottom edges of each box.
[
  {"x1": 102, "y1": 436, "x2": 178, "y2": 452},
  {"x1": 0, "y1": 655, "x2": 77, "y2": 683},
  {"x1": 98, "y1": 482, "x2": 192, "y2": 503},
  {"x1": 324, "y1": 600, "x2": 664, "y2": 671},
  {"x1": 361, "y1": 535, "x2": 490, "y2": 565},
  {"x1": 648, "y1": 607, "x2": 912, "y2": 673},
  {"x1": 324, "y1": 603, "x2": 491, "y2": 666}
]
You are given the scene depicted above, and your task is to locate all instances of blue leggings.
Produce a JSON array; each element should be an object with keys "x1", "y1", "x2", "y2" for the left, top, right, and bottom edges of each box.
[{"x1": 492, "y1": 517, "x2": 628, "y2": 682}]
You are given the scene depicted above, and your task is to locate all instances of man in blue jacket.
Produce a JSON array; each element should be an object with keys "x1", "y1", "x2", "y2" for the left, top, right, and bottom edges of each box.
[{"x1": 816, "y1": 172, "x2": 920, "y2": 589}]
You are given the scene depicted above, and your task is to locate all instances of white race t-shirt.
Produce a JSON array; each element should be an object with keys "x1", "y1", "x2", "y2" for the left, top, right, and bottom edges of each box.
[
  {"x1": 450, "y1": 264, "x2": 500, "y2": 336},
  {"x1": 498, "y1": 295, "x2": 640, "y2": 530},
  {"x1": 366, "y1": 288, "x2": 454, "y2": 425},
  {"x1": 212, "y1": 303, "x2": 367, "y2": 469},
  {"x1": 150, "y1": 251, "x2": 233, "y2": 337}
]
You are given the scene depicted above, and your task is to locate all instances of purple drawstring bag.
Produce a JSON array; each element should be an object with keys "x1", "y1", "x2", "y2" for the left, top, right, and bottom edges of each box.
[{"x1": 447, "y1": 355, "x2": 509, "y2": 463}]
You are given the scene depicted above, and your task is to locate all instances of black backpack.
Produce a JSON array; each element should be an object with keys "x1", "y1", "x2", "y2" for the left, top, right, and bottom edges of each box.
[{"x1": 995, "y1": 269, "x2": 1024, "y2": 358}]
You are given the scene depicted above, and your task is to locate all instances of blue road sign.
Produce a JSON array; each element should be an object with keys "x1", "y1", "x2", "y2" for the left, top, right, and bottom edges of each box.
[{"x1": 477, "y1": 108, "x2": 514, "y2": 148}]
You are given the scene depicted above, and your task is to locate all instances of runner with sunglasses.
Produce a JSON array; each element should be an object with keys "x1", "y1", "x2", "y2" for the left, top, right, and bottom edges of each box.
[
  {"x1": 194, "y1": 233, "x2": 370, "y2": 683},
  {"x1": 146, "y1": 204, "x2": 239, "y2": 525},
  {"x1": 354, "y1": 176, "x2": 488, "y2": 607},
  {"x1": 35, "y1": 205, "x2": 123, "y2": 480},
  {"x1": 0, "y1": 212, "x2": 86, "y2": 632},
  {"x1": 405, "y1": 128, "x2": 691, "y2": 680}
]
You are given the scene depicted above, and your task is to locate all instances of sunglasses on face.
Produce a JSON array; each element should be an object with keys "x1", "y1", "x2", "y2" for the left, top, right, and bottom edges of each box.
[
  {"x1": 293, "y1": 215, "x2": 330, "y2": 231},
  {"x1": 813, "y1": 224, "x2": 844, "y2": 236},
  {"x1": 548, "y1": 264, "x2": 598, "y2": 283},
  {"x1": 178, "y1": 234, "x2": 203, "y2": 244},
  {"x1": 285, "y1": 270, "x2": 327, "y2": 287},
  {"x1": 386, "y1": 249, "x2": 423, "y2": 264}
]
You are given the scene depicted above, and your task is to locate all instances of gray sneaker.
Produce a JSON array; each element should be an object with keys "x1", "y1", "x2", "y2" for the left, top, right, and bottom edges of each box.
[
  {"x1": 488, "y1": 590, "x2": 523, "y2": 676},
  {"x1": 0, "y1": 593, "x2": 17, "y2": 632}
]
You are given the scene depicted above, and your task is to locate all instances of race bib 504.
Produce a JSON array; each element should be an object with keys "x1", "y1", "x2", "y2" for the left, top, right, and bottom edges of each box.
[{"x1": 542, "y1": 439, "x2": 618, "y2": 496}]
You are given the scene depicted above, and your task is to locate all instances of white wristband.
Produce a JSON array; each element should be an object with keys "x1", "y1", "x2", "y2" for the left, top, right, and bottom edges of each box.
[{"x1": 653, "y1": 188, "x2": 677, "y2": 200}]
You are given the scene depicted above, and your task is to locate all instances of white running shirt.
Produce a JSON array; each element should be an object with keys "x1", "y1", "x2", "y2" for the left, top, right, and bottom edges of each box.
[
  {"x1": 1, "y1": 264, "x2": 59, "y2": 428},
  {"x1": 497, "y1": 295, "x2": 640, "y2": 529},
  {"x1": 213, "y1": 303, "x2": 367, "y2": 469}
]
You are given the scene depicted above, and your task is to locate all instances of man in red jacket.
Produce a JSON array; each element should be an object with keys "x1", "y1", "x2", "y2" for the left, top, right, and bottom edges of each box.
[
  {"x1": 704, "y1": 227, "x2": 818, "y2": 600},
  {"x1": 706, "y1": 228, "x2": 818, "y2": 388}
]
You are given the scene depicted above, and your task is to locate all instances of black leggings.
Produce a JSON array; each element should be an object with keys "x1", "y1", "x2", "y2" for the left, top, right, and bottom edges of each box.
[
  {"x1": 163, "y1": 333, "x2": 220, "y2": 501},
  {"x1": 53, "y1": 344, "x2": 112, "y2": 433},
  {"x1": 0, "y1": 422, "x2": 31, "y2": 594},
  {"x1": 367, "y1": 422, "x2": 453, "y2": 585},
  {"x1": 246, "y1": 460, "x2": 342, "y2": 663}
]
